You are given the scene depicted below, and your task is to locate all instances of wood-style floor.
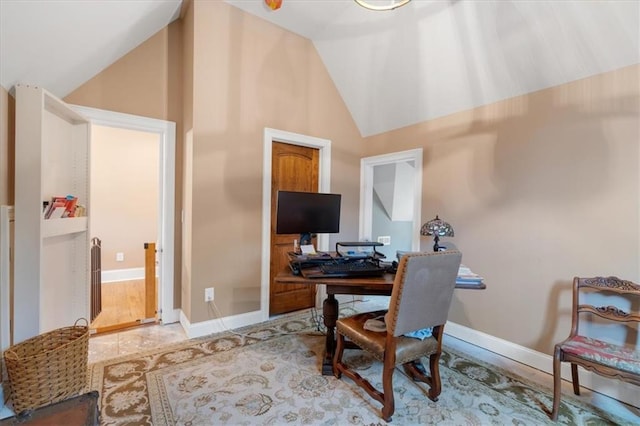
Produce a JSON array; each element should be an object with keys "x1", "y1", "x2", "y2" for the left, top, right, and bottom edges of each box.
[{"x1": 90, "y1": 279, "x2": 150, "y2": 333}]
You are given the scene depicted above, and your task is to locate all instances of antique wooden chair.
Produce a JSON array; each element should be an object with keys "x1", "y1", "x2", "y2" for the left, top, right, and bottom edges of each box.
[
  {"x1": 551, "y1": 276, "x2": 640, "y2": 421},
  {"x1": 333, "y1": 251, "x2": 462, "y2": 422}
]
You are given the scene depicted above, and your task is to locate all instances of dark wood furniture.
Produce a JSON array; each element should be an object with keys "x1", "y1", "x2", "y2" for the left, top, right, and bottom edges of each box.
[
  {"x1": 0, "y1": 391, "x2": 99, "y2": 425},
  {"x1": 333, "y1": 251, "x2": 462, "y2": 422},
  {"x1": 275, "y1": 261, "x2": 485, "y2": 375},
  {"x1": 551, "y1": 276, "x2": 640, "y2": 421}
]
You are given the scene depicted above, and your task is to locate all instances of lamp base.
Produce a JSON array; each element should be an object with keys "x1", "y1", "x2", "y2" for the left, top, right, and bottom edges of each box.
[{"x1": 432, "y1": 235, "x2": 440, "y2": 252}]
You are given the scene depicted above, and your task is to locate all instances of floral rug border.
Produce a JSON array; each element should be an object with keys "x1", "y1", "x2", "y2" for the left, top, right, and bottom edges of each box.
[{"x1": 87, "y1": 308, "x2": 633, "y2": 425}]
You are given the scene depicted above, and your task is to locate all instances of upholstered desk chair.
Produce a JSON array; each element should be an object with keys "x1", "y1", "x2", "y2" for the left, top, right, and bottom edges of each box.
[
  {"x1": 333, "y1": 251, "x2": 462, "y2": 422},
  {"x1": 551, "y1": 276, "x2": 640, "y2": 421}
]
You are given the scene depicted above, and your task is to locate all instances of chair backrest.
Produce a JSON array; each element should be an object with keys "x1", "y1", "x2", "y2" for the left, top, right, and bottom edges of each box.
[
  {"x1": 386, "y1": 251, "x2": 462, "y2": 337},
  {"x1": 395, "y1": 243, "x2": 458, "y2": 261},
  {"x1": 571, "y1": 276, "x2": 640, "y2": 343}
]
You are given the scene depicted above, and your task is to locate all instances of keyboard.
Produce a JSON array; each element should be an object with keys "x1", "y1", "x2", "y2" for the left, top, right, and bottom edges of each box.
[
  {"x1": 317, "y1": 260, "x2": 386, "y2": 278},
  {"x1": 288, "y1": 256, "x2": 336, "y2": 275}
]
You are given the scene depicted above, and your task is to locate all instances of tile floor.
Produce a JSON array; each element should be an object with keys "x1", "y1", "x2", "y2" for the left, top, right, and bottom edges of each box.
[
  {"x1": 88, "y1": 298, "x2": 639, "y2": 423},
  {"x1": 88, "y1": 322, "x2": 187, "y2": 364}
]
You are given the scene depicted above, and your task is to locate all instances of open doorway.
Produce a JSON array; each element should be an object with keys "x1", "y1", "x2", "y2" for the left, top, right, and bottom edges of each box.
[
  {"x1": 89, "y1": 125, "x2": 159, "y2": 332},
  {"x1": 70, "y1": 105, "x2": 177, "y2": 329},
  {"x1": 360, "y1": 149, "x2": 423, "y2": 257}
]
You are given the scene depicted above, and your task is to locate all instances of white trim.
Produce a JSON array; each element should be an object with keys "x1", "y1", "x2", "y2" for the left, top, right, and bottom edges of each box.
[
  {"x1": 0, "y1": 206, "x2": 13, "y2": 352},
  {"x1": 360, "y1": 149, "x2": 423, "y2": 251},
  {"x1": 261, "y1": 128, "x2": 332, "y2": 318},
  {"x1": 445, "y1": 321, "x2": 638, "y2": 408},
  {"x1": 179, "y1": 308, "x2": 264, "y2": 339},
  {"x1": 69, "y1": 105, "x2": 177, "y2": 324},
  {"x1": 102, "y1": 268, "x2": 145, "y2": 283}
]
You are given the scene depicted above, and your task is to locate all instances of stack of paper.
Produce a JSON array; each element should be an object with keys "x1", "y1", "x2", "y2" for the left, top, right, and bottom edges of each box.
[{"x1": 457, "y1": 264, "x2": 484, "y2": 284}]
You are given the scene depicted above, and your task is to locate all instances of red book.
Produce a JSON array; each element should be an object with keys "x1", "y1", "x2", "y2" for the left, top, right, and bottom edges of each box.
[
  {"x1": 63, "y1": 196, "x2": 78, "y2": 218},
  {"x1": 44, "y1": 196, "x2": 67, "y2": 219}
]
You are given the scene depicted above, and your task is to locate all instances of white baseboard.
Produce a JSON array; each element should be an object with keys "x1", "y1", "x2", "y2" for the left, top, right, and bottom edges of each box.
[
  {"x1": 445, "y1": 321, "x2": 638, "y2": 408},
  {"x1": 102, "y1": 268, "x2": 145, "y2": 283},
  {"x1": 161, "y1": 308, "x2": 180, "y2": 325},
  {"x1": 180, "y1": 309, "x2": 264, "y2": 339}
]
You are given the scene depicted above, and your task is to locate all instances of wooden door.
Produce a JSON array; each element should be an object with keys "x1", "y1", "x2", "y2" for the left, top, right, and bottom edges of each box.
[
  {"x1": 270, "y1": 142, "x2": 319, "y2": 315},
  {"x1": 144, "y1": 242, "x2": 157, "y2": 321}
]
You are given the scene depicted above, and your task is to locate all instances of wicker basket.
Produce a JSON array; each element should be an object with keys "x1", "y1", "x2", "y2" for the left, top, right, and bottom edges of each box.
[{"x1": 3, "y1": 318, "x2": 89, "y2": 414}]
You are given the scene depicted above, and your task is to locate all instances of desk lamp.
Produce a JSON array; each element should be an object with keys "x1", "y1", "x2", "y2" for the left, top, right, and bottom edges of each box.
[{"x1": 421, "y1": 215, "x2": 454, "y2": 252}]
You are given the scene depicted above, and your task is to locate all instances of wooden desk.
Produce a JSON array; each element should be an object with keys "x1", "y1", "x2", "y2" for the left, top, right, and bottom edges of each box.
[{"x1": 275, "y1": 267, "x2": 485, "y2": 375}]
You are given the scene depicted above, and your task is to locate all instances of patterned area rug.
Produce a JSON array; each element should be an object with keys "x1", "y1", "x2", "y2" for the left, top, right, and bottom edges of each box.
[{"x1": 88, "y1": 309, "x2": 631, "y2": 425}]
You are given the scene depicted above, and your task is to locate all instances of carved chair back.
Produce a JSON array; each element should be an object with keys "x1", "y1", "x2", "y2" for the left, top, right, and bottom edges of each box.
[{"x1": 551, "y1": 276, "x2": 640, "y2": 420}]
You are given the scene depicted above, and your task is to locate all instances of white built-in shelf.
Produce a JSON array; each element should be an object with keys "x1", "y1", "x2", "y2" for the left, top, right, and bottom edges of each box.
[
  {"x1": 42, "y1": 217, "x2": 88, "y2": 238},
  {"x1": 14, "y1": 84, "x2": 91, "y2": 342}
]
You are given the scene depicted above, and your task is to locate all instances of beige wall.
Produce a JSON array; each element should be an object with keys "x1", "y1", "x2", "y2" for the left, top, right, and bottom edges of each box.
[
  {"x1": 180, "y1": 0, "x2": 195, "y2": 321},
  {"x1": 91, "y1": 125, "x2": 159, "y2": 272},
  {"x1": 65, "y1": 22, "x2": 184, "y2": 306},
  {"x1": 186, "y1": 1, "x2": 363, "y2": 324},
  {"x1": 2, "y1": 1, "x2": 637, "y2": 357},
  {"x1": 65, "y1": 29, "x2": 171, "y2": 120},
  {"x1": 363, "y1": 64, "x2": 640, "y2": 354}
]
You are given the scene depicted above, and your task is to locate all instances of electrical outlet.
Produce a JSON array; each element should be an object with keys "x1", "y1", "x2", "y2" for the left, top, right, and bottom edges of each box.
[
  {"x1": 377, "y1": 236, "x2": 391, "y2": 245},
  {"x1": 116, "y1": 252, "x2": 124, "y2": 262},
  {"x1": 205, "y1": 287, "x2": 214, "y2": 302}
]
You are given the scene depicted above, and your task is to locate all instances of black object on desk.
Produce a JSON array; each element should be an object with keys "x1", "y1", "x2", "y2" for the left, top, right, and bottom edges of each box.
[
  {"x1": 335, "y1": 241, "x2": 385, "y2": 260},
  {"x1": 289, "y1": 248, "x2": 387, "y2": 279},
  {"x1": 304, "y1": 259, "x2": 386, "y2": 278},
  {"x1": 288, "y1": 252, "x2": 336, "y2": 275}
]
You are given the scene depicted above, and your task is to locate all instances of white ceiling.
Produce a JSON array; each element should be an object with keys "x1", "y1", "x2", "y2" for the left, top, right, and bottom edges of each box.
[
  {"x1": 0, "y1": 0, "x2": 182, "y2": 98},
  {"x1": 228, "y1": 0, "x2": 639, "y2": 136},
  {"x1": 1, "y1": 0, "x2": 638, "y2": 137}
]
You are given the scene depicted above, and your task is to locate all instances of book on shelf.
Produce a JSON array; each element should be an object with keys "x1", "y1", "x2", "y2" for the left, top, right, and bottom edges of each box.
[
  {"x1": 64, "y1": 196, "x2": 78, "y2": 217},
  {"x1": 44, "y1": 196, "x2": 67, "y2": 219},
  {"x1": 74, "y1": 204, "x2": 86, "y2": 217},
  {"x1": 43, "y1": 195, "x2": 78, "y2": 219}
]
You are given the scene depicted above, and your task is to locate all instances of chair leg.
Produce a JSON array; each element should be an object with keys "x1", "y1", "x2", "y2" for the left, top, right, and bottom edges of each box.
[
  {"x1": 381, "y1": 350, "x2": 396, "y2": 422},
  {"x1": 333, "y1": 332, "x2": 387, "y2": 417},
  {"x1": 427, "y1": 352, "x2": 442, "y2": 401},
  {"x1": 403, "y1": 360, "x2": 428, "y2": 383},
  {"x1": 551, "y1": 347, "x2": 562, "y2": 421},
  {"x1": 570, "y1": 363, "x2": 580, "y2": 395},
  {"x1": 402, "y1": 354, "x2": 442, "y2": 402},
  {"x1": 332, "y1": 333, "x2": 345, "y2": 379}
]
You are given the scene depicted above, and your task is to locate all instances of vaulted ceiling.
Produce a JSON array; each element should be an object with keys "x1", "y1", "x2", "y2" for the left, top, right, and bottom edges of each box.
[
  {"x1": 1, "y1": 0, "x2": 638, "y2": 136},
  {"x1": 0, "y1": 0, "x2": 182, "y2": 98}
]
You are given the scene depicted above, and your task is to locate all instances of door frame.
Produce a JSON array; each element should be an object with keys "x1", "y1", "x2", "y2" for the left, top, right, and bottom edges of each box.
[
  {"x1": 70, "y1": 105, "x2": 178, "y2": 324},
  {"x1": 360, "y1": 148, "x2": 423, "y2": 252},
  {"x1": 261, "y1": 128, "x2": 332, "y2": 320}
]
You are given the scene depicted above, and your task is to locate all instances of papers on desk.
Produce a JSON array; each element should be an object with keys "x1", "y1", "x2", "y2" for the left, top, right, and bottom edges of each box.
[
  {"x1": 300, "y1": 244, "x2": 317, "y2": 255},
  {"x1": 457, "y1": 264, "x2": 484, "y2": 285}
]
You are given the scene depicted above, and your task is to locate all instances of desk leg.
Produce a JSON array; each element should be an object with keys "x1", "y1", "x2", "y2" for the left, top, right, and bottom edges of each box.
[{"x1": 322, "y1": 294, "x2": 339, "y2": 376}]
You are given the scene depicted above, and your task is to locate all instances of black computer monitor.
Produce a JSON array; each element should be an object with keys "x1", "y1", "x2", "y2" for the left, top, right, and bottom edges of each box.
[{"x1": 276, "y1": 190, "x2": 341, "y2": 246}]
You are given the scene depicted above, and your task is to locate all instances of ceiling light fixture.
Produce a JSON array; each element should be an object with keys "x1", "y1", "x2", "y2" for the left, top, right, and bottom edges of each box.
[
  {"x1": 354, "y1": 0, "x2": 411, "y2": 11},
  {"x1": 264, "y1": 0, "x2": 283, "y2": 11}
]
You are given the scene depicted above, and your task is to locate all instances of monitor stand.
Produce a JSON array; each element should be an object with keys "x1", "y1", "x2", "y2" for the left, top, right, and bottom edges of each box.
[{"x1": 299, "y1": 232, "x2": 313, "y2": 246}]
